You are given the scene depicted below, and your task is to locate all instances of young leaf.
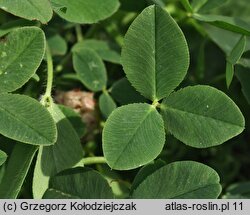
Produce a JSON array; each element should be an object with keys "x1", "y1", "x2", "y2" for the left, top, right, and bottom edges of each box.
[
  {"x1": 0, "y1": 94, "x2": 57, "y2": 146},
  {"x1": 0, "y1": 150, "x2": 7, "y2": 166},
  {"x1": 50, "y1": 0, "x2": 120, "y2": 24},
  {"x1": 193, "y1": 14, "x2": 250, "y2": 36},
  {"x1": 227, "y1": 36, "x2": 246, "y2": 65},
  {"x1": 161, "y1": 85, "x2": 245, "y2": 148},
  {"x1": 99, "y1": 92, "x2": 117, "y2": 119},
  {"x1": 72, "y1": 39, "x2": 120, "y2": 64},
  {"x1": 103, "y1": 103, "x2": 165, "y2": 170},
  {"x1": 43, "y1": 167, "x2": 113, "y2": 199},
  {"x1": 110, "y1": 78, "x2": 146, "y2": 105},
  {"x1": 33, "y1": 103, "x2": 83, "y2": 198},
  {"x1": 132, "y1": 161, "x2": 222, "y2": 198},
  {"x1": 0, "y1": 0, "x2": 53, "y2": 24},
  {"x1": 0, "y1": 143, "x2": 38, "y2": 198},
  {"x1": 0, "y1": 27, "x2": 45, "y2": 93},
  {"x1": 226, "y1": 61, "x2": 234, "y2": 88},
  {"x1": 73, "y1": 48, "x2": 107, "y2": 92},
  {"x1": 121, "y1": 5, "x2": 189, "y2": 101}
]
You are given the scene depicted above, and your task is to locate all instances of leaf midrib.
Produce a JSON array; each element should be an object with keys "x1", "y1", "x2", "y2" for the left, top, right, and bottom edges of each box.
[
  {"x1": 152, "y1": 5, "x2": 157, "y2": 101},
  {"x1": 170, "y1": 183, "x2": 220, "y2": 199},
  {"x1": 0, "y1": 105, "x2": 52, "y2": 144},
  {"x1": 112, "y1": 107, "x2": 154, "y2": 168},
  {"x1": 163, "y1": 105, "x2": 244, "y2": 128}
]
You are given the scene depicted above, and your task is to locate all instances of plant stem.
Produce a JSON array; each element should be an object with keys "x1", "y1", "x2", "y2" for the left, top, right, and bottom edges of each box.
[
  {"x1": 45, "y1": 43, "x2": 53, "y2": 97},
  {"x1": 75, "y1": 24, "x2": 83, "y2": 42},
  {"x1": 82, "y1": 157, "x2": 107, "y2": 165},
  {"x1": 41, "y1": 43, "x2": 54, "y2": 106}
]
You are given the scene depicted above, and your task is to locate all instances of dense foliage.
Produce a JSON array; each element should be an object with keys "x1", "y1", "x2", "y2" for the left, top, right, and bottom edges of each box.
[{"x1": 0, "y1": 0, "x2": 250, "y2": 199}]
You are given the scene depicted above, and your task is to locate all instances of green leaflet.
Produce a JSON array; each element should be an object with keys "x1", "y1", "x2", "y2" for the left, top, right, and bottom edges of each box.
[
  {"x1": 226, "y1": 34, "x2": 246, "y2": 88},
  {"x1": 225, "y1": 34, "x2": 246, "y2": 87},
  {"x1": 0, "y1": 150, "x2": 7, "y2": 166},
  {"x1": 43, "y1": 167, "x2": 113, "y2": 199},
  {"x1": 161, "y1": 85, "x2": 245, "y2": 148},
  {"x1": 227, "y1": 36, "x2": 246, "y2": 65},
  {"x1": 110, "y1": 78, "x2": 146, "y2": 105},
  {"x1": 193, "y1": 14, "x2": 250, "y2": 36},
  {"x1": 33, "y1": 103, "x2": 83, "y2": 198},
  {"x1": 0, "y1": 94, "x2": 57, "y2": 146},
  {"x1": 103, "y1": 103, "x2": 165, "y2": 170},
  {"x1": 99, "y1": 92, "x2": 117, "y2": 119},
  {"x1": 47, "y1": 34, "x2": 67, "y2": 56},
  {"x1": 0, "y1": 143, "x2": 38, "y2": 198},
  {"x1": 73, "y1": 48, "x2": 107, "y2": 92},
  {"x1": 51, "y1": 0, "x2": 120, "y2": 24},
  {"x1": 121, "y1": 5, "x2": 189, "y2": 101},
  {"x1": 226, "y1": 61, "x2": 234, "y2": 88},
  {"x1": 0, "y1": 0, "x2": 52, "y2": 24},
  {"x1": 72, "y1": 39, "x2": 120, "y2": 64},
  {"x1": 0, "y1": 27, "x2": 45, "y2": 93},
  {"x1": 132, "y1": 161, "x2": 222, "y2": 199}
]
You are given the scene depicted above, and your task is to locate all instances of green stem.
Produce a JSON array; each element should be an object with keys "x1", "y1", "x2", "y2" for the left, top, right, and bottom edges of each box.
[
  {"x1": 180, "y1": 0, "x2": 193, "y2": 13},
  {"x1": 75, "y1": 24, "x2": 83, "y2": 42},
  {"x1": 41, "y1": 43, "x2": 54, "y2": 106},
  {"x1": 82, "y1": 157, "x2": 107, "y2": 165}
]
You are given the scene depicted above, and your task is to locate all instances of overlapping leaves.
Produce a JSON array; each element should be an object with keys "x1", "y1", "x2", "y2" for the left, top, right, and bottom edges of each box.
[{"x1": 33, "y1": 103, "x2": 83, "y2": 198}]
